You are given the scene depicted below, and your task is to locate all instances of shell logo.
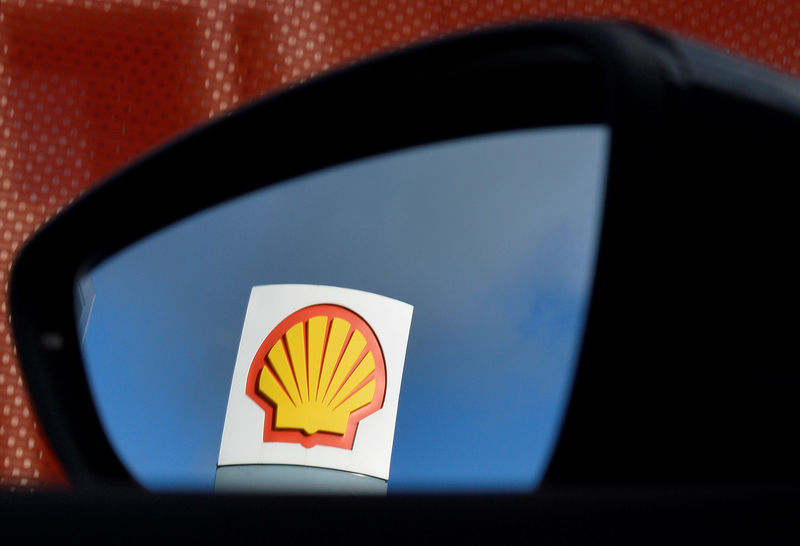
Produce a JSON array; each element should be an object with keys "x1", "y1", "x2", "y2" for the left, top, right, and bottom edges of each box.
[{"x1": 245, "y1": 304, "x2": 386, "y2": 450}]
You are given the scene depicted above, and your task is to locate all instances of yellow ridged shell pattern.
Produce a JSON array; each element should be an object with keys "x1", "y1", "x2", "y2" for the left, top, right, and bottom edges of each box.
[{"x1": 257, "y1": 315, "x2": 377, "y2": 435}]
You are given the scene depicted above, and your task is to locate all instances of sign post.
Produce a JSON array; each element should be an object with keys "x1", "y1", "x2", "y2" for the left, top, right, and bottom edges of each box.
[{"x1": 216, "y1": 284, "x2": 413, "y2": 493}]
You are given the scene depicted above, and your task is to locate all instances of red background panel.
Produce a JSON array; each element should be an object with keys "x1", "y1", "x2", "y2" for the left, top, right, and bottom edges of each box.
[{"x1": 2, "y1": 0, "x2": 799, "y2": 490}]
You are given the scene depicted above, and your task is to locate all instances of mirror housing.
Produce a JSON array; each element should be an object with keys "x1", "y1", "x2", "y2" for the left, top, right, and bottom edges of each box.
[{"x1": 9, "y1": 21, "x2": 800, "y2": 493}]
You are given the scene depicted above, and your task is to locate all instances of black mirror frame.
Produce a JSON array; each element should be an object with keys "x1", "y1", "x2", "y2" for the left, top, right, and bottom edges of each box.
[{"x1": 8, "y1": 19, "x2": 800, "y2": 504}]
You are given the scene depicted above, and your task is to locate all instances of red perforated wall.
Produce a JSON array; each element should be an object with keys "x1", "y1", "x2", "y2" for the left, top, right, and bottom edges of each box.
[{"x1": 2, "y1": 0, "x2": 800, "y2": 491}]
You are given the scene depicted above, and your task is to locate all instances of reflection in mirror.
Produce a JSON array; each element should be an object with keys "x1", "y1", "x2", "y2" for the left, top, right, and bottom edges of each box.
[{"x1": 77, "y1": 125, "x2": 609, "y2": 492}]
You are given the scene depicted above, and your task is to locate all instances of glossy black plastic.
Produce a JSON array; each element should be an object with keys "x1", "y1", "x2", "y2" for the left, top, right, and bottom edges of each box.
[{"x1": 8, "y1": 20, "x2": 800, "y2": 535}]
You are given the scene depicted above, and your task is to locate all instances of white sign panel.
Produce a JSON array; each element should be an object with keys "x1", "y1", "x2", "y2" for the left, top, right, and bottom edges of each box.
[{"x1": 218, "y1": 284, "x2": 413, "y2": 480}]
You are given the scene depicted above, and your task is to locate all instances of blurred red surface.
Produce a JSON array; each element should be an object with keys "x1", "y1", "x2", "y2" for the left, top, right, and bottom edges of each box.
[{"x1": 2, "y1": 0, "x2": 799, "y2": 491}]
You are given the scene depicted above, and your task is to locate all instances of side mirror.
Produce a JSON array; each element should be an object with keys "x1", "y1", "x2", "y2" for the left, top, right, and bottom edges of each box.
[{"x1": 8, "y1": 21, "x2": 800, "y2": 499}]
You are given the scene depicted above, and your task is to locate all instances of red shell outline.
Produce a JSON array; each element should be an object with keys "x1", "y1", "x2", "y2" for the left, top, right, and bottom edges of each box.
[{"x1": 245, "y1": 304, "x2": 386, "y2": 449}]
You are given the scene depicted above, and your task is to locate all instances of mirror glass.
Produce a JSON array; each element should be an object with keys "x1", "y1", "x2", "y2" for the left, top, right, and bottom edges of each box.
[{"x1": 77, "y1": 125, "x2": 609, "y2": 492}]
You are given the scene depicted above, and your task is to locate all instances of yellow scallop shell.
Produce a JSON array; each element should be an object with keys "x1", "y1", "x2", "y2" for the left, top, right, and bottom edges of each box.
[{"x1": 254, "y1": 307, "x2": 384, "y2": 437}]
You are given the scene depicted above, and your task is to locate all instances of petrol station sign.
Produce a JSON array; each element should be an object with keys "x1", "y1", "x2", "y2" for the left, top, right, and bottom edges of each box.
[{"x1": 218, "y1": 285, "x2": 413, "y2": 481}]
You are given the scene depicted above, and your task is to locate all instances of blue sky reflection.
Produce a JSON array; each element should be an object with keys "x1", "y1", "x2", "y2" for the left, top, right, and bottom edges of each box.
[{"x1": 81, "y1": 125, "x2": 609, "y2": 492}]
